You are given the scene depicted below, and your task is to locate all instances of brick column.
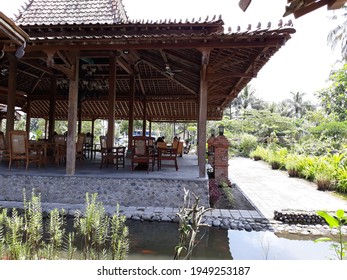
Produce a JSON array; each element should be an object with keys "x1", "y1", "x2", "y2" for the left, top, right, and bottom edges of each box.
[
  {"x1": 207, "y1": 135, "x2": 215, "y2": 165},
  {"x1": 212, "y1": 135, "x2": 230, "y2": 185}
]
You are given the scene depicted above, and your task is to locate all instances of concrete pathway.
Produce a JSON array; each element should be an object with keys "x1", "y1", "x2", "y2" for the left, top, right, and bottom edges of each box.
[{"x1": 229, "y1": 157, "x2": 347, "y2": 219}]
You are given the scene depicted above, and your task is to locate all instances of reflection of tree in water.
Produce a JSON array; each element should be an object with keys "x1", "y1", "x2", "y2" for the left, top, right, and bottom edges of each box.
[
  {"x1": 205, "y1": 227, "x2": 233, "y2": 260},
  {"x1": 126, "y1": 221, "x2": 232, "y2": 260}
]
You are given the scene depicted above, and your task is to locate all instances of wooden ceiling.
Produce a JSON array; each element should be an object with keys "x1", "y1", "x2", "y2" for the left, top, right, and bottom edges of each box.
[{"x1": 0, "y1": 16, "x2": 295, "y2": 122}]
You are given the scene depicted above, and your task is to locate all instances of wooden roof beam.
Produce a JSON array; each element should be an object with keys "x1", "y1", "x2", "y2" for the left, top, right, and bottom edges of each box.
[
  {"x1": 141, "y1": 59, "x2": 197, "y2": 95},
  {"x1": 207, "y1": 72, "x2": 255, "y2": 81},
  {"x1": 292, "y1": 0, "x2": 329, "y2": 18},
  {"x1": 20, "y1": 59, "x2": 54, "y2": 75},
  {"x1": 116, "y1": 57, "x2": 134, "y2": 75},
  {"x1": 328, "y1": 0, "x2": 347, "y2": 9},
  {"x1": 22, "y1": 37, "x2": 292, "y2": 52},
  {"x1": 221, "y1": 49, "x2": 264, "y2": 107}
]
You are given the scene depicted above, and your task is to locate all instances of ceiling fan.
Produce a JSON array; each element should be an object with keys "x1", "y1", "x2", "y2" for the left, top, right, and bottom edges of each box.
[{"x1": 164, "y1": 64, "x2": 182, "y2": 76}]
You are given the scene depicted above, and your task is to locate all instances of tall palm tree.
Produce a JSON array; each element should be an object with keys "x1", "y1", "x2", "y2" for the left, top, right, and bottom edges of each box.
[
  {"x1": 286, "y1": 91, "x2": 313, "y2": 118},
  {"x1": 231, "y1": 84, "x2": 257, "y2": 117},
  {"x1": 327, "y1": 7, "x2": 347, "y2": 60}
]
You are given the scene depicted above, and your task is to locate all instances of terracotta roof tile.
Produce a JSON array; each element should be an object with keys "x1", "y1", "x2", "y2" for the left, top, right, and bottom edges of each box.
[{"x1": 15, "y1": 0, "x2": 129, "y2": 25}]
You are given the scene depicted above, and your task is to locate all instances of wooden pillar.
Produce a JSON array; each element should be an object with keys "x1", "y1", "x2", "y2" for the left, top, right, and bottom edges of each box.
[
  {"x1": 78, "y1": 100, "x2": 82, "y2": 134},
  {"x1": 25, "y1": 99, "x2": 31, "y2": 136},
  {"x1": 91, "y1": 118, "x2": 95, "y2": 146},
  {"x1": 107, "y1": 54, "x2": 116, "y2": 147},
  {"x1": 6, "y1": 54, "x2": 17, "y2": 135},
  {"x1": 198, "y1": 50, "x2": 209, "y2": 178},
  {"x1": 127, "y1": 69, "x2": 135, "y2": 153},
  {"x1": 66, "y1": 54, "x2": 79, "y2": 175},
  {"x1": 142, "y1": 99, "x2": 147, "y2": 136},
  {"x1": 149, "y1": 120, "x2": 152, "y2": 137},
  {"x1": 48, "y1": 75, "x2": 57, "y2": 142},
  {"x1": 44, "y1": 119, "x2": 48, "y2": 138}
]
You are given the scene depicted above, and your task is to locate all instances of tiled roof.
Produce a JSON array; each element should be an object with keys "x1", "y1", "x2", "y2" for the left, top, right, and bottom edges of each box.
[{"x1": 15, "y1": 0, "x2": 129, "y2": 25}]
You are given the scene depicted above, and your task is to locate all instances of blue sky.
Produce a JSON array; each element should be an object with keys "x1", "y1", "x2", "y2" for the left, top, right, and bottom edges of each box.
[{"x1": 2, "y1": 0, "x2": 341, "y2": 103}]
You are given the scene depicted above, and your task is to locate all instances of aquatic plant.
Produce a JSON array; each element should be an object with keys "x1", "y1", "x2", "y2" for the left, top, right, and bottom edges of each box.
[
  {"x1": 315, "y1": 209, "x2": 347, "y2": 260},
  {"x1": 0, "y1": 190, "x2": 129, "y2": 260},
  {"x1": 174, "y1": 188, "x2": 211, "y2": 260}
]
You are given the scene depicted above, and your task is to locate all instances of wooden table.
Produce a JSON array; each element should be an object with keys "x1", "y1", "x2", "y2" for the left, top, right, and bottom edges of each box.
[{"x1": 30, "y1": 141, "x2": 56, "y2": 165}]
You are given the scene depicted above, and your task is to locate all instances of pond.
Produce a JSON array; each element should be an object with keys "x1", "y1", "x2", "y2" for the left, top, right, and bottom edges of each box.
[{"x1": 126, "y1": 221, "x2": 336, "y2": 260}]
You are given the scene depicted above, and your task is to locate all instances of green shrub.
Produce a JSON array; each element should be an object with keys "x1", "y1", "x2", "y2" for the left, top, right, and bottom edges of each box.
[
  {"x1": 336, "y1": 166, "x2": 347, "y2": 193},
  {"x1": 285, "y1": 154, "x2": 301, "y2": 177},
  {"x1": 310, "y1": 121, "x2": 347, "y2": 140},
  {"x1": 238, "y1": 133, "x2": 258, "y2": 157},
  {"x1": 266, "y1": 148, "x2": 288, "y2": 170},
  {"x1": 249, "y1": 146, "x2": 268, "y2": 161},
  {"x1": 300, "y1": 156, "x2": 318, "y2": 181}
]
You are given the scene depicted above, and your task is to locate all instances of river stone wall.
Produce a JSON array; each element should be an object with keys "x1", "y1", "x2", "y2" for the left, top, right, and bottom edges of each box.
[{"x1": 0, "y1": 174, "x2": 209, "y2": 208}]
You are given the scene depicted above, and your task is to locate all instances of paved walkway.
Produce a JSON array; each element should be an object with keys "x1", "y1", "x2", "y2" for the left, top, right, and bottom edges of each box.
[{"x1": 229, "y1": 157, "x2": 347, "y2": 219}]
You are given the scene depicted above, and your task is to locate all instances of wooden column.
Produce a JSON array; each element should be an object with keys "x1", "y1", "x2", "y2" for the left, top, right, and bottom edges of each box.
[
  {"x1": 25, "y1": 98, "x2": 31, "y2": 136},
  {"x1": 48, "y1": 75, "x2": 57, "y2": 142},
  {"x1": 91, "y1": 118, "x2": 95, "y2": 146},
  {"x1": 6, "y1": 54, "x2": 17, "y2": 136},
  {"x1": 44, "y1": 119, "x2": 48, "y2": 139},
  {"x1": 198, "y1": 50, "x2": 210, "y2": 178},
  {"x1": 107, "y1": 54, "x2": 117, "y2": 147},
  {"x1": 77, "y1": 100, "x2": 82, "y2": 134},
  {"x1": 66, "y1": 54, "x2": 79, "y2": 175},
  {"x1": 142, "y1": 99, "x2": 147, "y2": 136},
  {"x1": 127, "y1": 69, "x2": 135, "y2": 153}
]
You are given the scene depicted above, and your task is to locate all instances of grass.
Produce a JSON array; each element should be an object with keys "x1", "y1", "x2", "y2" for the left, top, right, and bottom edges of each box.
[{"x1": 332, "y1": 191, "x2": 347, "y2": 201}]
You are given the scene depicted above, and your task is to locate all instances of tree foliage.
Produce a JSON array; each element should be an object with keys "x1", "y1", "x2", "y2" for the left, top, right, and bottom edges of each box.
[{"x1": 316, "y1": 63, "x2": 347, "y2": 121}]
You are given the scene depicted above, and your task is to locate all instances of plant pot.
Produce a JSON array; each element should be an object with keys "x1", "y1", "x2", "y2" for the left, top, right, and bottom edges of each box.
[
  {"x1": 287, "y1": 169, "x2": 299, "y2": 177},
  {"x1": 271, "y1": 161, "x2": 281, "y2": 170}
]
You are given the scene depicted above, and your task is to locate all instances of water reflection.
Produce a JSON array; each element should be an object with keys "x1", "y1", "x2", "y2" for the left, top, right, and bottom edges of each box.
[
  {"x1": 127, "y1": 221, "x2": 231, "y2": 260},
  {"x1": 126, "y1": 221, "x2": 335, "y2": 260},
  {"x1": 228, "y1": 231, "x2": 334, "y2": 260}
]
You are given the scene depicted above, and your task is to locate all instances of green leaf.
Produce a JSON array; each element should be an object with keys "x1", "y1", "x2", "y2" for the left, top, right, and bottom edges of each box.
[
  {"x1": 317, "y1": 211, "x2": 339, "y2": 228},
  {"x1": 315, "y1": 237, "x2": 332, "y2": 243},
  {"x1": 336, "y1": 209, "x2": 346, "y2": 219}
]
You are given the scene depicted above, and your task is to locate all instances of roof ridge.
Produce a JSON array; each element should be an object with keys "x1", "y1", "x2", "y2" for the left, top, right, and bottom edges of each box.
[
  {"x1": 128, "y1": 15, "x2": 224, "y2": 25},
  {"x1": 14, "y1": 0, "x2": 35, "y2": 22},
  {"x1": 14, "y1": 0, "x2": 129, "y2": 25},
  {"x1": 224, "y1": 18, "x2": 294, "y2": 34},
  {"x1": 110, "y1": 0, "x2": 129, "y2": 23}
]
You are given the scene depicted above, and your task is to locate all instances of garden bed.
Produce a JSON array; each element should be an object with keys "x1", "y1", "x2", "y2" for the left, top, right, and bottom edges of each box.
[{"x1": 211, "y1": 181, "x2": 256, "y2": 210}]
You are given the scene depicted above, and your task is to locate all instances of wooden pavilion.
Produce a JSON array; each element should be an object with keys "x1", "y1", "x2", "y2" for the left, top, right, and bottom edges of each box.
[
  {"x1": 0, "y1": 0, "x2": 295, "y2": 177},
  {"x1": 239, "y1": 0, "x2": 347, "y2": 18}
]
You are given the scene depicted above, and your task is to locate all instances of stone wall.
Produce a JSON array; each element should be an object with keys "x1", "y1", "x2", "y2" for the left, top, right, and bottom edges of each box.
[{"x1": 0, "y1": 174, "x2": 209, "y2": 208}]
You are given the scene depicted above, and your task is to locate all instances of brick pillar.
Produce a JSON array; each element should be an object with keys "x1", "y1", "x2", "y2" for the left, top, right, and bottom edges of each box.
[
  {"x1": 207, "y1": 135, "x2": 215, "y2": 165},
  {"x1": 212, "y1": 134, "x2": 230, "y2": 185}
]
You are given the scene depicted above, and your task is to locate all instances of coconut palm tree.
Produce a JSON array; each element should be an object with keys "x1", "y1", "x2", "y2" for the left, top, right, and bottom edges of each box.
[
  {"x1": 231, "y1": 84, "x2": 257, "y2": 117},
  {"x1": 327, "y1": 7, "x2": 347, "y2": 60}
]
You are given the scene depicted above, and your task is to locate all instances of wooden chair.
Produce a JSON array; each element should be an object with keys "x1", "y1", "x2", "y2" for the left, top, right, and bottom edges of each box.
[
  {"x1": 83, "y1": 134, "x2": 93, "y2": 159},
  {"x1": 8, "y1": 130, "x2": 41, "y2": 170},
  {"x1": 156, "y1": 141, "x2": 167, "y2": 149},
  {"x1": 173, "y1": 140, "x2": 184, "y2": 157},
  {"x1": 53, "y1": 134, "x2": 66, "y2": 166},
  {"x1": 99, "y1": 136, "x2": 126, "y2": 169},
  {"x1": 76, "y1": 133, "x2": 86, "y2": 161},
  {"x1": 0, "y1": 131, "x2": 9, "y2": 161},
  {"x1": 131, "y1": 136, "x2": 154, "y2": 173},
  {"x1": 157, "y1": 147, "x2": 178, "y2": 171}
]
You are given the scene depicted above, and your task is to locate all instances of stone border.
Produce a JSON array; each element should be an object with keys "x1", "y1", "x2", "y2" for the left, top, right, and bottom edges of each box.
[
  {"x1": 274, "y1": 210, "x2": 326, "y2": 225},
  {"x1": 0, "y1": 174, "x2": 209, "y2": 208},
  {"x1": 1, "y1": 200, "x2": 346, "y2": 237}
]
